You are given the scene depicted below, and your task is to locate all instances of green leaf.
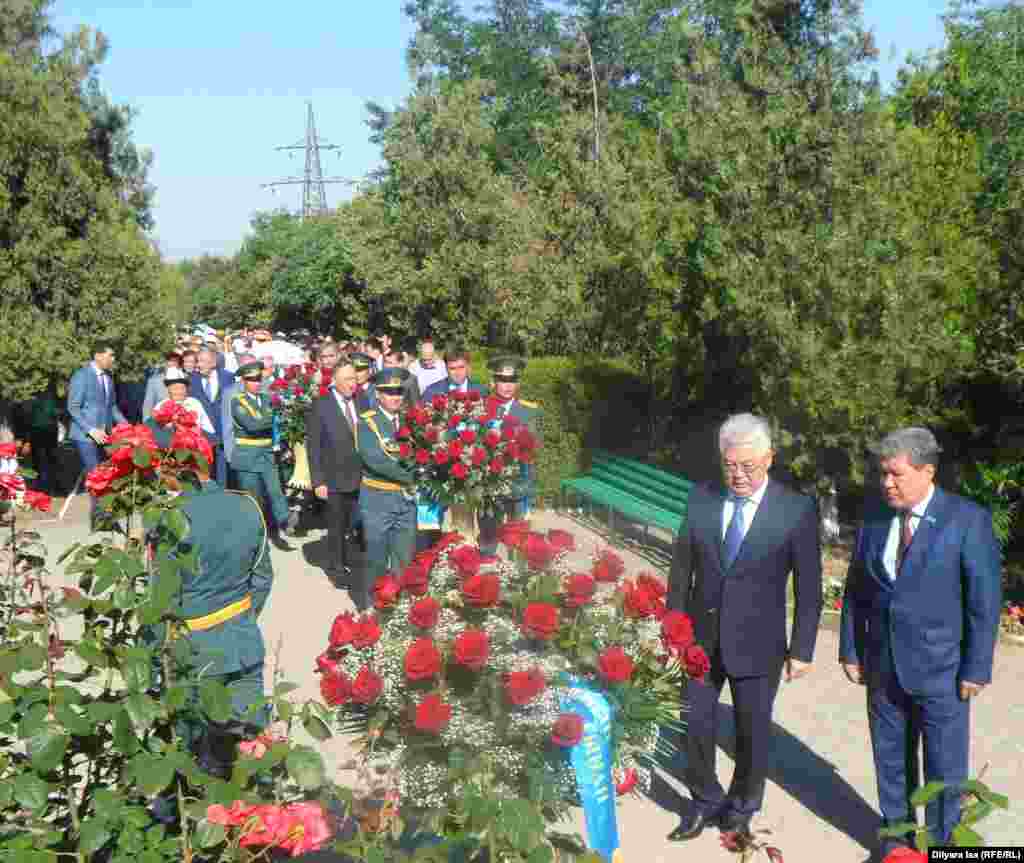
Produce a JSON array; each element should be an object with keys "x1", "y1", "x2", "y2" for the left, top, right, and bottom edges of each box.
[
  {"x1": 960, "y1": 778, "x2": 1010, "y2": 809},
  {"x1": 193, "y1": 819, "x2": 227, "y2": 850},
  {"x1": 79, "y1": 817, "x2": 112, "y2": 855},
  {"x1": 124, "y1": 692, "x2": 162, "y2": 730},
  {"x1": 952, "y1": 823, "x2": 984, "y2": 847},
  {"x1": 877, "y1": 821, "x2": 920, "y2": 839},
  {"x1": 113, "y1": 581, "x2": 138, "y2": 611},
  {"x1": 93, "y1": 788, "x2": 123, "y2": 819},
  {"x1": 527, "y1": 845, "x2": 554, "y2": 863},
  {"x1": 121, "y1": 647, "x2": 153, "y2": 692},
  {"x1": 12, "y1": 773, "x2": 49, "y2": 812},
  {"x1": 18, "y1": 703, "x2": 50, "y2": 739},
  {"x1": 286, "y1": 746, "x2": 326, "y2": 790},
  {"x1": 199, "y1": 679, "x2": 233, "y2": 724},
  {"x1": 133, "y1": 447, "x2": 152, "y2": 468},
  {"x1": 129, "y1": 753, "x2": 175, "y2": 794},
  {"x1": 113, "y1": 707, "x2": 142, "y2": 754},
  {"x1": 909, "y1": 780, "x2": 948, "y2": 807},
  {"x1": 16, "y1": 643, "x2": 47, "y2": 672},
  {"x1": 92, "y1": 556, "x2": 118, "y2": 596},
  {"x1": 28, "y1": 726, "x2": 69, "y2": 774},
  {"x1": 76, "y1": 640, "x2": 108, "y2": 668},
  {"x1": 302, "y1": 712, "x2": 332, "y2": 742}
]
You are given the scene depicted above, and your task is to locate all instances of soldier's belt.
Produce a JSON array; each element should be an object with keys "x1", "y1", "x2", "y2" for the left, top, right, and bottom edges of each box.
[
  {"x1": 184, "y1": 595, "x2": 253, "y2": 632},
  {"x1": 236, "y1": 437, "x2": 273, "y2": 446},
  {"x1": 362, "y1": 477, "x2": 404, "y2": 492}
]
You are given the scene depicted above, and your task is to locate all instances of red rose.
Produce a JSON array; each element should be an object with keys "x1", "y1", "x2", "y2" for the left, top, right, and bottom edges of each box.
[
  {"x1": 462, "y1": 572, "x2": 500, "y2": 608},
  {"x1": 563, "y1": 573, "x2": 596, "y2": 608},
  {"x1": 285, "y1": 365, "x2": 298, "y2": 379},
  {"x1": 592, "y1": 549, "x2": 625, "y2": 583},
  {"x1": 404, "y1": 638, "x2": 442, "y2": 681},
  {"x1": 470, "y1": 447, "x2": 488, "y2": 466},
  {"x1": 551, "y1": 713, "x2": 584, "y2": 747},
  {"x1": 682, "y1": 644, "x2": 710, "y2": 682},
  {"x1": 449, "y1": 545, "x2": 482, "y2": 579},
  {"x1": 415, "y1": 449, "x2": 430, "y2": 465},
  {"x1": 623, "y1": 581, "x2": 659, "y2": 619},
  {"x1": 24, "y1": 489, "x2": 51, "y2": 512},
  {"x1": 459, "y1": 429, "x2": 477, "y2": 445},
  {"x1": 432, "y1": 449, "x2": 449, "y2": 466},
  {"x1": 452, "y1": 629, "x2": 489, "y2": 670},
  {"x1": 505, "y1": 668, "x2": 546, "y2": 706},
  {"x1": 399, "y1": 442, "x2": 412, "y2": 458},
  {"x1": 318, "y1": 386, "x2": 329, "y2": 397},
  {"x1": 467, "y1": 390, "x2": 481, "y2": 403},
  {"x1": 424, "y1": 426, "x2": 440, "y2": 443},
  {"x1": 447, "y1": 440, "x2": 464, "y2": 459},
  {"x1": 151, "y1": 400, "x2": 179, "y2": 424},
  {"x1": 598, "y1": 646, "x2": 635, "y2": 683},
  {"x1": 615, "y1": 767, "x2": 639, "y2": 796},
  {"x1": 484, "y1": 430, "x2": 501, "y2": 448},
  {"x1": 0, "y1": 442, "x2": 17, "y2": 459},
  {"x1": 273, "y1": 376, "x2": 290, "y2": 390},
  {"x1": 170, "y1": 428, "x2": 213, "y2": 466},
  {"x1": 315, "y1": 651, "x2": 339, "y2": 675},
  {"x1": 447, "y1": 414, "x2": 462, "y2": 430},
  {"x1": 498, "y1": 519, "x2": 531, "y2": 550},
  {"x1": 431, "y1": 395, "x2": 448, "y2": 412},
  {"x1": 397, "y1": 425, "x2": 412, "y2": 439},
  {"x1": 450, "y1": 389, "x2": 468, "y2": 402},
  {"x1": 329, "y1": 612, "x2": 359, "y2": 647},
  {"x1": 353, "y1": 615, "x2": 381, "y2": 649},
  {"x1": 502, "y1": 424, "x2": 518, "y2": 442},
  {"x1": 504, "y1": 442, "x2": 521, "y2": 461},
  {"x1": 271, "y1": 395, "x2": 282, "y2": 407},
  {"x1": 373, "y1": 573, "x2": 402, "y2": 609},
  {"x1": 523, "y1": 533, "x2": 556, "y2": 570},
  {"x1": 320, "y1": 670, "x2": 351, "y2": 706},
  {"x1": 451, "y1": 462, "x2": 469, "y2": 480},
  {"x1": 85, "y1": 463, "x2": 119, "y2": 497},
  {"x1": 400, "y1": 561, "x2": 429, "y2": 596},
  {"x1": 351, "y1": 667, "x2": 384, "y2": 705},
  {"x1": 636, "y1": 572, "x2": 666, "y2": 600},
  {"x1": 522, "y1": 602, "x2": 560, "y2": 641},
  {"x1": 409, "y1": 597, "x2": 441, "y2": 629},
  {"x1": 661, "y1": 611, "x2": 695, "y2": 653},
  {"x1": 881, "y1": 850, "x2": 927, "y2": 863},
  {"x1": 414, "y1": 693, "x2": 451, "y2": 734},
  {"x1": 488, "y1": 457, "x2": 505, "y2": 474}
]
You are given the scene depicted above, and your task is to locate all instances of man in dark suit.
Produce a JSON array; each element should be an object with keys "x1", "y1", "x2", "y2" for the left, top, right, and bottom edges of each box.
[
  {"x1": 307, "y1": 361, "x2": 363, "y2": 586},
  {"x1": 839, "y1": 427, "x2": 1001, "y2": 854},
  {"x1": 67, "y1": 343, "x2": 127, "y2": 529},
  {"x1": 190, "y1": 347, "x2": 235, "y2": 486},
  {"x1": 666, "y1": 413, "x2": 823, "y2": 841},
  {"x1": 421, "y1": 347, "x2": 489, "y2": 402}
]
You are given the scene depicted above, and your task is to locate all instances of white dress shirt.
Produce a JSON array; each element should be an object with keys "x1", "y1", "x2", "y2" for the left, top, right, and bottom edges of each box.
[
  {"x1": 332, "y1": 387, "x2": 358, "y2": 429},
  {"x1": 411, "y1": 360, "x2": 448, "y2": 393},
  {"x1": 91, "y1": 362, "x2": 109, "y2": 397},
  {"x1": 721, "y1": 479, "x2": 770, "y2": 542},
  {"x1": 883, "y1": 484, "x2": 935, "y2": 580}
]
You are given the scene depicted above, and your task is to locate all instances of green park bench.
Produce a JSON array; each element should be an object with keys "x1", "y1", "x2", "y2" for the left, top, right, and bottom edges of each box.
[{"x1": 560, "y1": 450, "x2": 692, "y2": 541}]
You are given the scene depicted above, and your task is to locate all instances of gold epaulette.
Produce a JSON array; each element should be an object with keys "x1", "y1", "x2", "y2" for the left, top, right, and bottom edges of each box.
[
  {"x1": 519, "y1": 399, "x2": 540, "y2": 409},
  {"x1": 360, "y1": 410, "x2": 376, "y2": 418}
]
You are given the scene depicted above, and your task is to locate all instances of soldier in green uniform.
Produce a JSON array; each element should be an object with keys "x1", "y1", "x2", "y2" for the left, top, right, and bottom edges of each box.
[
  {"x1": 229, "y1": 360, "x2": 297, "y2": 542},
  {"x1": 478, "y1": 355, "x2": 541, "y2": 556},
  {"x1": 355, "y1": 368, "x2": 417, "y2": 610},
  {"x1": 147, "y1": 460, "x2": 273, "y2": 821}
]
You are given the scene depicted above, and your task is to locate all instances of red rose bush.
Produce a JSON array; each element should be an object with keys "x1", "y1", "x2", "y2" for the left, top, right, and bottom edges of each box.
[
  {"x1": 397, "y1": 393, "x2": 539, "y2": 510},
  {"x1": 317, "y1": 527, "x2": 702, "y2": 821}
]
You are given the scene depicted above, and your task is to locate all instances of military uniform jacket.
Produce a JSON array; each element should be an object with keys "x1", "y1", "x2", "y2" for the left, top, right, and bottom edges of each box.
[
  {"x1": 356, "y1": 407, "x2": 414, "y2": 489},
  {"x1": 230, "y1": 389, "x2": 275, "y2": 472},
  {"x1": 153, "y1": 481, "x2": 273, "y2": 677},
  {"x1": 490, "y1": 398, "x2": 539, "y2": 499}
]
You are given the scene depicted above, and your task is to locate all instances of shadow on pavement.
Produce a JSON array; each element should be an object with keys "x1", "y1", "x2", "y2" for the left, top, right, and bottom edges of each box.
[{"x1": 651, "y1": 705, "x2": 880, "y2": 853}]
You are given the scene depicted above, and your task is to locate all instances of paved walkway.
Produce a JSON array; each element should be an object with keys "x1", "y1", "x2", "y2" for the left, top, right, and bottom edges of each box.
[{"x1": 31, "y1": 499, "x2": 1024, "y2": 863}]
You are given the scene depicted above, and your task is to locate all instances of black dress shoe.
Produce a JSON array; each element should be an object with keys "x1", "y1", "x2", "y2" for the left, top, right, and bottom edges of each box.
[{"x1": 667, "y1": 808, "x2": 719, "y2": 841}]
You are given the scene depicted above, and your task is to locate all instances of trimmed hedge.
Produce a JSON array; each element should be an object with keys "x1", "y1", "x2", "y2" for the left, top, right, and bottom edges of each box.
[{"x1": 472, "y1": 353, "x2": 654, "y2": 505}]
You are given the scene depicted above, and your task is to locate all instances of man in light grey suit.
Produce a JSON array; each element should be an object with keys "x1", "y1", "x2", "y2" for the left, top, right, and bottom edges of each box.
[{"x1": 67, "y1": 343, "x2": 126, "y2": 528}]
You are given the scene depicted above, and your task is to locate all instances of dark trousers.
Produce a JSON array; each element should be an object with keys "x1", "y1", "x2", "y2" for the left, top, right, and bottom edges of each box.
[
  {"x1": 29, "y1": 430, "x2": 59, "y2": 492},
  {"x1": 477, "y1": 497, "x2": 525, "y2": 556},
  {"x1": 73, "y1": 439, "x2": 104, "y2": 527},
  {"x1": 685, "y1": 659, "x2": 782, "y2": 818},
  {"x1": 868, "y1": 671, "x2": 968, "y2": 845},
  {"x1": 358, "y1": 486, "x2": 416, "y2": 610},
  {"x1": 212, "y1": 442, "x2": 228, "y2": 486},
  {"x1": 325, "y1": 490, "x2": 359, "y2": 577}
]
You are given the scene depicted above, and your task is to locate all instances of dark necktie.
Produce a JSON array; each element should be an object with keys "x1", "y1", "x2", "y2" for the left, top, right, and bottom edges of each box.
[
  {"x1": 722, "y1": 496, "x2": 749, "y2": 569},
  {"x1": 897, "y1": 511, "x2": 915, "y2": 571}
]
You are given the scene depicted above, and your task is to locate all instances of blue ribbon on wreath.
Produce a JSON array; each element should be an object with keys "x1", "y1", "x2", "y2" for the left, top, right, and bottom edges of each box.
[{"x1": 559, "y1": 676, "x2": 621, "y2": 862}]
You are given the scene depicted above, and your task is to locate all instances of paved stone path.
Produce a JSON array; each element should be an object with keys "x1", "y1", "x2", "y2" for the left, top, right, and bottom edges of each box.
[{"x1": 31, "y1": 498, "x2": 1024, "y2": 863}]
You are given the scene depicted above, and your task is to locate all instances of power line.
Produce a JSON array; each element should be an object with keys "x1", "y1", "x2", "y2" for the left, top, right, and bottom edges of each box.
[{"x1": 261, "y1": 102, "x2": 355, "y2": 218}]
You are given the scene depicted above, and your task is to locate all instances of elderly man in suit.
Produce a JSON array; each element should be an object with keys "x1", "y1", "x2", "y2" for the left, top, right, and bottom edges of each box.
[
  {"x1": 307, "y1": 361, "x2": 363, "y2": 587},
  {"x1": 68, "y1": 343, "x2": 127, "y2": 529},
  {"x1": 666, "y1": 413, "x2": 823, "y2": 841},
  {"x1": 142, "y1": 352, "x2": 182, "y2": 420},
  {"x1": 191, "y1": 347, "x2": 235, "y2": 486},
  {"x1": 840, "y1": 428, "x2": 1001, "y2": 854}
]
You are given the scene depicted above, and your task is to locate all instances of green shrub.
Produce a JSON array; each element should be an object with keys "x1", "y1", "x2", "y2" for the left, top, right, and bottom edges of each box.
[{"x1": 957, "y1": 461, "x2": 1024, "y2": 547}]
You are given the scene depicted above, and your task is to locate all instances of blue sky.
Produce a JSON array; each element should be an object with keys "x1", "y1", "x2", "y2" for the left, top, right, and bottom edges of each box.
[{"x1": 51, "y1": 0, "x2": 951, "y2": 262}]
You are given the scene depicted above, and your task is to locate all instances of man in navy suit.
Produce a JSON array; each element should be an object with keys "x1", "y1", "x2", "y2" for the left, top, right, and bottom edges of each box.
[
  {"x1": 421, "y1": 347, "x2": 488, "y2": 402},
  {"x1": 666, "y1": 413, "x2": 823, "y2": 841},
  {"x1": 840, "y1": 427, "x2": 1001, "y2": 853},
  {"x1": 190, "y1": 348, "x2": 235, "y2": 486},
  {"x1": 67, "y1": 343, "x2": 127, "y2": 528}
]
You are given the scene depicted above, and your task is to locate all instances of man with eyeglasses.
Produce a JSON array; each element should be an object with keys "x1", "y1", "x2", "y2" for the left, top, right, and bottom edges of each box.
[{"x1": 666, "y1": 413, "x2": 823, "y2": 843}]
